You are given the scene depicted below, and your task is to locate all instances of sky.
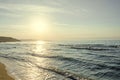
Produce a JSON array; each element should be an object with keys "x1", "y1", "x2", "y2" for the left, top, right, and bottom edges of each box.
[{"x1": 0, "y1": 0, "x2": 120, "y2": 40}]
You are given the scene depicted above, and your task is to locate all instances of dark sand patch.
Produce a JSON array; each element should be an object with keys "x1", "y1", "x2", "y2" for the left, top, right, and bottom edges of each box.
[{"x1": 0, "y1": 62, "x2": 14, "y2": 80}]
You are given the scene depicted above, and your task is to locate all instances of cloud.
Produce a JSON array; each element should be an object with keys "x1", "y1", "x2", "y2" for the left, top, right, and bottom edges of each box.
[
  {"x1": 0, "y1": 2, "x2": 62, "y2": 12},
  {"x1": 53, "y1": 22, "x2": 70, "y2": 26},
  {"x1": 0, "y1": 1, "x2": 89, "y2": 17},
  {"x1": 0, "y1": 2, "x2": 63, "y2": 17}
]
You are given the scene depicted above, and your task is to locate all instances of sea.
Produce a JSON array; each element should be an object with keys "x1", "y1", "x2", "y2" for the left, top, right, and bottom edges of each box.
[{"x1": 0, "y1": 40, "x2": 120, "y2": 80}]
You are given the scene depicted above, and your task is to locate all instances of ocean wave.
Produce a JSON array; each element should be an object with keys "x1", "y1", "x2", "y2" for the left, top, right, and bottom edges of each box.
[
  {"x1": 1, "y1": 52, "x2": 120, "y2": 72},
  {"x1": 24, "y1": 59, "x2": 93, "y2": 80},
  {"x1": 93, "y1": 71, "x2": 120, "y2": 80},
  {"x1": 0, "y1": 54, "x2": 93, "y2": 80},
  {"x1": 0, "y1": 41, "x2": 120, "y2": 80},
  {"x1": 58, "y1": 44, "x2": 120, "y2": 51},
  {"x1": 0, "y1": 54, "x2": 28, "y2": 62}
]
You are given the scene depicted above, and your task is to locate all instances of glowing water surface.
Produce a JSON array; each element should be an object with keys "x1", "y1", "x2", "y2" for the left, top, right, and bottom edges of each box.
[{"x1": 0, "y1": 40, "x2": 120, "y2": 80}]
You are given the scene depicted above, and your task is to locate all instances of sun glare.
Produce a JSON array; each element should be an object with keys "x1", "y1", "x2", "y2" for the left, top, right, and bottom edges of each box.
[
  {"x1": 32, "y1": 20, "x2": 48, "y2": 34},
  {"x1": 29, "y1": 16, "x2": 51, "y2": 35},
  {"x1": 33, "y1": 41, "x2": 46, "y2": 54}
]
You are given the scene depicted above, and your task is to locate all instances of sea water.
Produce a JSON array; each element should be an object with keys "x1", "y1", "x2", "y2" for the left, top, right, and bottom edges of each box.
[{"x1": 0, "y1": 40, "x2": 120, "y2": 80}]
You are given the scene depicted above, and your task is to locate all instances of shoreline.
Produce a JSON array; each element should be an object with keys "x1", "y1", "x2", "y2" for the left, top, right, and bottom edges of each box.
[{"x1": 0, "y1": 62, "x2": 14, "y2": 80}]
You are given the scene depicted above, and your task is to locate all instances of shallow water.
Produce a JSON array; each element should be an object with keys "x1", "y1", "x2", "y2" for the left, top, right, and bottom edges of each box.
[{"x1": 0, "y1": 40, "x2": 120, "y2": 80}]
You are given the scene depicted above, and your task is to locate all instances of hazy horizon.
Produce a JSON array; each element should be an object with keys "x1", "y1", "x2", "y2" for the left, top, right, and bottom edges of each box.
[{"x1": 0, "y1": 0, "x2": 120, "y2": 40}]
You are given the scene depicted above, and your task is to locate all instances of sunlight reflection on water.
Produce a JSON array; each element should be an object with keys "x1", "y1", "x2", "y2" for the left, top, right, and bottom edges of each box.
[
  {"x1": 32, "y1": 41, "x2": 47, "y2": 54},
  {"x1": 0, "y1": 40, "x2": 120, "y2": 80}
]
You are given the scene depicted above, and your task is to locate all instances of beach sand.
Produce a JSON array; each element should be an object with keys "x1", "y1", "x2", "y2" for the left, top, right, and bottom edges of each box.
[{"x1": 0, "y1": 62, "x2": 14, "y2": 80}]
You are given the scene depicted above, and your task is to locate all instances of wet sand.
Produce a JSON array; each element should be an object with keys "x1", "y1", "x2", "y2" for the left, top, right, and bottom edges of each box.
[{"x1": 0, "y1": 62, "x2": 14, "y2": 80}]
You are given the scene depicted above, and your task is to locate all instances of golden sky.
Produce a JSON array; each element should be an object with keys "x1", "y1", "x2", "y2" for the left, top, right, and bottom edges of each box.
[{"x1": 0, "y1": 0, "x2": 120, "y2": 40}]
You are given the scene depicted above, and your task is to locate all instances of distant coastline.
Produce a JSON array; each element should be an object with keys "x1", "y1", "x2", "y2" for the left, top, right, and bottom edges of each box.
[{"x1": 0, "y1": 36, "x2": 20, "y2": 42}]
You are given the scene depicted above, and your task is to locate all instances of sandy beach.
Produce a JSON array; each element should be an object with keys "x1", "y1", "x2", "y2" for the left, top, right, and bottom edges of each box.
[{"x1": 0, "y1": 62, "x2": 14, "y2": 80}]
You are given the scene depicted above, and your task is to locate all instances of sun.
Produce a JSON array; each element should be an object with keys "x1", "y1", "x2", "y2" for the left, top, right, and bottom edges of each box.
[
  {"x1": 30, "y1": 17, "x2": 50, "y2": 34},
  {"x1": 32, "y1": 20, "x2": 48, "y2": 34},
  {"x1": 32, "y1": 21, "x2": 48, "y2": 33}
]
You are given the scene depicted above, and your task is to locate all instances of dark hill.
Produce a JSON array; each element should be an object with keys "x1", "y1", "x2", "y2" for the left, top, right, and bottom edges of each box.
[{"x1": 0, "y1": 36, "x2": 20, "y2": 42}]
